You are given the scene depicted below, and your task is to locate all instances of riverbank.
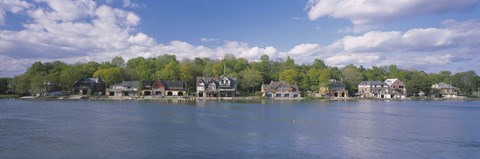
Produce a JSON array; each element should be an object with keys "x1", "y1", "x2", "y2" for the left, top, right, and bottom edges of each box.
[{"x1": 9, "y1": 95, "x2": 479, "y2": 102}]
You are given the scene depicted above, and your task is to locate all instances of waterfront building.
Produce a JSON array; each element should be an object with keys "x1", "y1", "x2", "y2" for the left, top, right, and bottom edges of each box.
[
  {"x1": 72, "y1": 77, "x2": 105, "y2": 96},
  {"x1": 196, "y1": 75, "x2": 237, "y2": 97},
  {"x1": 431, "y1": 82, "x2": 460, "y2": 98},
  {"x1": 384, "y1": 78, "x2": 407, "y2": 99},
  {"x1": 261, "y1": 81, "x2": 301, "y2": 98},
  {"x1": 107, "y1": 81, "x2": 140, "y2": 97},
  {"x1": 319, "y1": 79, "x2": 348, "y2": 98},
  {"x1": 358, "y1": 81, "x2": 390, "y2": 99}
]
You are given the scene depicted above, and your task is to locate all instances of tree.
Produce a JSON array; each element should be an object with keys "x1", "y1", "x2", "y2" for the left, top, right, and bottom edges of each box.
[
  {"x1": 451, "y1": 71, "x2": 479, "y2": 96},
  {"x1": 60, "y1": 66, "x2": 86, "y2": 90},
  {"x1": 0, "y1": 78, "x2": 11, "y2": 94},
  {"x1": 93, "y1": 67, "x2": 124, "y2": 85},
  {"x1": 311, "y1": 59, "x2": 327, "y2": 70},
  {"x1": 111, "y1": 56, "x2": 125, "y2": 67},
  {"x1": 179, "y1": 61, "x2": 194, "y2": 91},
  {"x1": 405, "y1": 71, "x2": 432, "y2": 96},
  {"x1": 155, "y1": 61, "x2": 179, "y2": 81},
  {"x1": 341, "y1": 65, "x2": 363, "y2": 95},
  {"x1": 279, "y1": 69, "x2": 299, "y2": 84},
  {"x1": 239, "y1": 68, "x2": 263, "y2": 93},
  {"x1": 319, "y1": 69, "x2": 332, "y2": 87},
  {"x1": 10, "y1": 74, "x2": 31, "y2": 95},
  {"x1": 306, "y1": 68, "x2": 320, "y2": 91},
  {"x1": 283, "y1": 56, "x2": 295, "y2": 70}
]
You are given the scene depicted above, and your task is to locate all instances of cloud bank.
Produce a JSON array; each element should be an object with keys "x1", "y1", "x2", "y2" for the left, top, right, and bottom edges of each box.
[
  {"x1": 305, "y1": 0, "x2": 480, "y2": 31},
  {"x1": 0, "y1": 0, "x2": 479, "y2": 77}
]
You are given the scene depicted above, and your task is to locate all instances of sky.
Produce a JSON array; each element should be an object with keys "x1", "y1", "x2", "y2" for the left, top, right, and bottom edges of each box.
[{"x1": 1, "y1": 0, "x2": 480, "y2": 77}]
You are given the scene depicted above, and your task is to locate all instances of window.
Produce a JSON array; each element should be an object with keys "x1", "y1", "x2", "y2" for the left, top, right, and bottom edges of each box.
[
  {"x1": 284, "y1": 93, "x2": 290, "y2": 97},
  {"x1": 276, "y1": 94, "x2": 282, "y2": 97}
]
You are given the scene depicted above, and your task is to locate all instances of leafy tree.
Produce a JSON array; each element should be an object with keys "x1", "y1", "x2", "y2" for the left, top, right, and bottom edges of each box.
[
  {"x1": 341, "y1": 65, "x2": 363, "y2": 95},
  {"x1": 93, "y1": 67, "x2": 124, "y2": 85},
  {"x1": 283, "y1": 56, "x2": 295, "y2": 70},
  {"x1": 451, "y1": 71, "x2": 479, "y2": 96},
  {"x1": 405, "y1": 71, "x2": 432, "y2": 96},
  {"x1": 279, "y1": 69, "x2": 299, "y2": 84},
  {"x1": 319, "y1": 69, "x2": 332, "y2": 87},
  {"x1": 311, "y1": 59, "x2": 327, "y2": 70},
  {"x1": 11, "y1": 74, "x2": 31, "y2": 95},
  {"x1": 239, "y1": 68, "x2": 263, "y2": 93},
  {"x1": 60, "y1": 66, "x2": 86, "y2": 90},
  {"x1": 111, "y1": 56, "x2": 125, "y2": 67},
  {"x1": 155, "y1": 61, "x2": 179, "y2": 81},
  {"x1": 0, "y1": 78, "x2": 11, "y2": 94}
]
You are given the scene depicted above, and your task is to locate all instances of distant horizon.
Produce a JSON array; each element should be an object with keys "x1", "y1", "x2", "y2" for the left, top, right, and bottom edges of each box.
[{"x1": 1, "y1": 0, "x2": 480, "y2": 77}]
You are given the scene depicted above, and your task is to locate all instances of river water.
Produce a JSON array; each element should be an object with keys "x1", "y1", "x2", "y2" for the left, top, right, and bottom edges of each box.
[{"x1": 1, "y1": 99, "x2": 479, "y2": 159}]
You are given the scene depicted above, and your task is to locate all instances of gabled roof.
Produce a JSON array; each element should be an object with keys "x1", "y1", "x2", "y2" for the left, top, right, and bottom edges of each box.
[
  {"x1": 359, "y1": 81, "x2": 386, "y2": 86},
  {"x1": 164, "y1": 81, "x2": 186, "y2": 90},
  {"x1": 73, "y1": 77, "x2": 103, "y2": 86},
  {"x1": 220, "y1": 74, "x2": 237, "y2": 82},
  {"x1": 196, "y1": 76, "x2": 219, "y2": 85},
  {"x1": 432, "y1": 82, "x2": 458, "y2": 89},
  {"x1": 262, "y1": 81, "x2": 299, "y2": 92},
  {"x1": 330, "y1": 80, "x2": 346, "y2": 88},
  {"x1": 384, "y1": 79, "x2": 398, "y2": 86}
]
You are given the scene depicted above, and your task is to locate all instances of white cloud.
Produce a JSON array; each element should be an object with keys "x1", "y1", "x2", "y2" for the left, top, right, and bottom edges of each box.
[
  {"x1": 0, "y1": 0, "x2": 31, "y2": 25},
  {"x1": 200, "y1": 37, "x2": 218, "y2": 42},
  {"x1": 305, "y1": 0, "x2": 480, "y2": 31},
  {"x1": 0, "y1": 0, "x2": 280, "y2": 76},
  {"x1": 290, "y1": 19, "x2": 480, "y2": 72}
]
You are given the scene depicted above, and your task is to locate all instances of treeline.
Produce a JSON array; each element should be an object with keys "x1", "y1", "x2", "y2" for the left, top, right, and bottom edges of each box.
[{"x1": 2, "y1": 54, "x2": 479, "y2": 97}]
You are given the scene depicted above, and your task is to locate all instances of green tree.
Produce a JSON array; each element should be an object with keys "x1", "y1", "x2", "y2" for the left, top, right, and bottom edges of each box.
[
  {"x1": 283, "y1": 56, "x2": 295, "y2": 70},
  {"x1": 111, "y1": 56, "x2": 125, "y2": 67},
  {"x1": 311, "y1": 59, "x2": 327, "y2": 70},
  {"x1": 93, "y1": 67, "x2": 124, "y2": 86},
  {"x1": 319, "y1": 69, "x2": 332, "y2": 87},
  {"x1": 239, "y1": 68, "x2": 263, "y2": 93},
  {"x1": 279, "y1": 69, "x2": 299, "y2": 84},
  {"x1": 10, "y1": 74, "x2": 31, "y2": 95},
  {"x1": 155, "y1": 61, "x2": 180, "y2": 81},
  {"x1": 0, "y1": 78, "x2": 11, "y2": 94},
  {"x1": 341, "y1": 65, "x2": 363, "y2": 94},
  {"x1": 60, "y1": 66, "x2": 86, "y2": 90}
]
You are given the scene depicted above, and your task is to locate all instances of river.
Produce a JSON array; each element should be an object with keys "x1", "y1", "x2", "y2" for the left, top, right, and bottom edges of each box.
[{"x1": 1, "y1": 99, "x2": 479, "y2": 158}]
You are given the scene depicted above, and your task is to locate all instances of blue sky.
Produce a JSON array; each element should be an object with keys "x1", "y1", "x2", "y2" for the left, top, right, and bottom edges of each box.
[{"x1": 1, "y1": 0, "x2": 480, "y2": 77}]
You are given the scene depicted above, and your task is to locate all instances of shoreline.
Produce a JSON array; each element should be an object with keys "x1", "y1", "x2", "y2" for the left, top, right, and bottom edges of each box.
[{"x1": 6, "y1": 95, "x2": 479, "y2": 102}]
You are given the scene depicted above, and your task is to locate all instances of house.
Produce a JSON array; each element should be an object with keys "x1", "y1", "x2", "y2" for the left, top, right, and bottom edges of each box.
[
  {"x1": 107, "y1": 81, "x2": 140, "y2": 97},
  {"x1": 42, "y1": 80, "x2": 62, "y2": 96},
  {"x1": 139, "y1": 80, "x2": 166, "y2": 98},
  {"x1": 319, "y1": 79, "x2": 348, "y2": 98},
  {"x1": 218, "y1": 75, "x2": 237, "y2": 97},
  {"x1": 384, "y1": 78, "x2": 407, "y2": 99},
  {"x1": 261, "y1": 81, "x2": 301, "y2": 98},
  {"x1": 163, "y1": 81, "x2": 187, "y2": 97},
  {"x1": 431, "y1": 82, "x2": 460, "y2": 98},
  {"x1": 358, "y1": 81, "x2": 390, "y2": 99},
  {"x1": 196, "y1": 77, "x2": 219, "y2": 97},
  {"x1": 196, "y1": 75, "x2": 237, "y2": 97},
  {"x1": 72, "y1": 77, "x2": 105, "y2": 96}
]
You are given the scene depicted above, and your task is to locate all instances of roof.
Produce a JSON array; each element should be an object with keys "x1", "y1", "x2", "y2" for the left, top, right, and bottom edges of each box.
[
  {"x1": 432, "y1": 82, "x2": 458, "y2": 89},
  {"x1": 262, "y1": 81, "x2": 299, "y2": 92},
  {"x1": 330, "y1": 80, "x2": 346, "y2": 88},
  {"x1": 359, "y1": 81, "x2": 386, "y2": 86},
  {"x1": 220, "y1": 74, "x2": 237, "y2": 82},
  {"x1": 73, "y1": 77, "x2": 103, "y2": 86},
  {"x1": 164, "y1": 81, "x2": 186, "y2": 90},
  {"x1": 384, "y1": 79, "x2": 398, "y2": 86},
  {"x1": 196, "y1": 76, "x2": 219, "y2": 85}
]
